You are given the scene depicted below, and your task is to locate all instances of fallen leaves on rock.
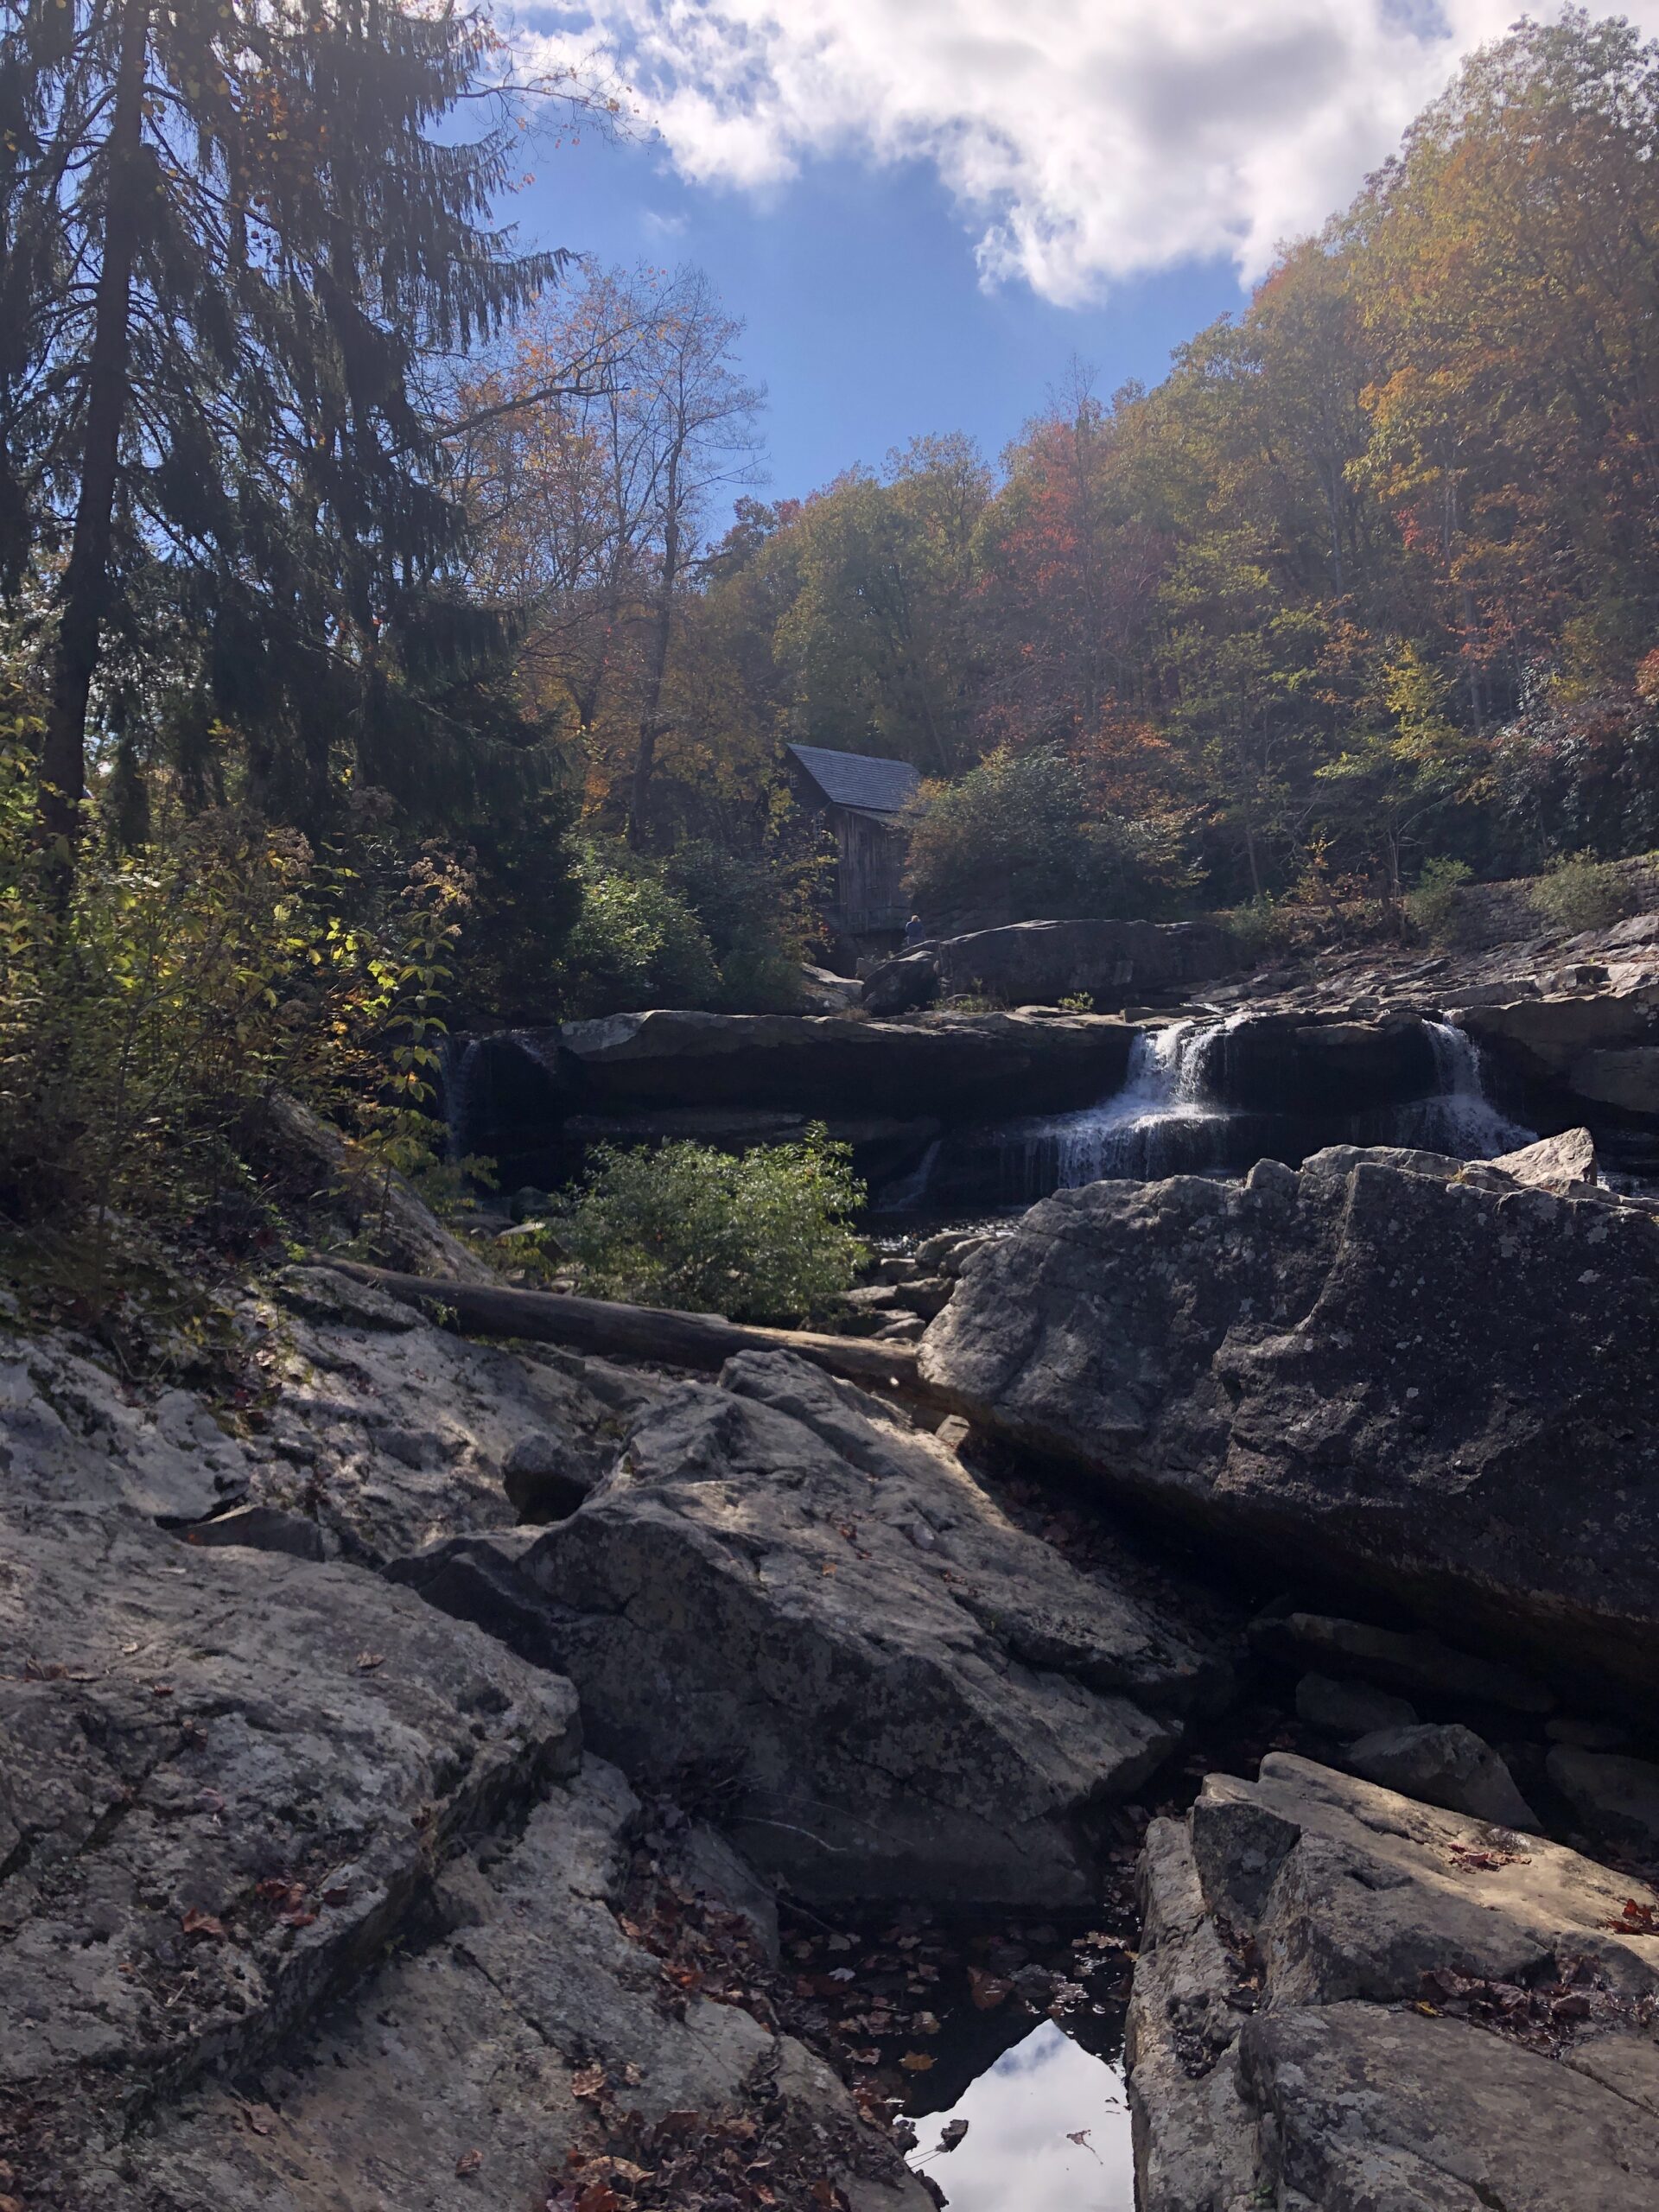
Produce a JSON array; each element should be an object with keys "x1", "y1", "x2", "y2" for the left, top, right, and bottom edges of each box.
[{"x1": 1417, "y1": 1956, "x2": 1657, "y2": 2053}]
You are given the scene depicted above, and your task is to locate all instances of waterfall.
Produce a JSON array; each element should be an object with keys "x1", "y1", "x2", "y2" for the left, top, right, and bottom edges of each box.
[
  {"x1": 1385, "y1": 1020, "x2": 1535, "y2": 1157},
  {"x1": 876, "y1": 1138, "x2": 942, "y2": 1213},
  {"x1": 995, "y1": 1020, "x2": 1240, "y2": 1199},
  {"x1": 984, "y1": 1011, "x2": 1535, "y2": 1207},
  {"x1": 438, "y1": 1035, "x2": 483, "y2": 1165}
]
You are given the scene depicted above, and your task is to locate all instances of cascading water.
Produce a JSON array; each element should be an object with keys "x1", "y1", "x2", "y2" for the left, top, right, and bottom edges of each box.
[
  {"x1": 972, "y1": 1010, "x2": 1535, "y2": 1211},
  {"x1": 438, "y1": 1034, "x2": 485, "y2": 1165},
  {"x1": 993, "y1": 1018, "x2": 1241, "y2": 1200},
  {"x1": 1379, "y1": 1021, "x2": 1535, "y2": 1157}
]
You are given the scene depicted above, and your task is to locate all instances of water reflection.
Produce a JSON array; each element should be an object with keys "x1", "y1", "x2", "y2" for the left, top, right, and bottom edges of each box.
[{"x1": 907, "y1": 2020, "x2": 1133, "y2": 2210}]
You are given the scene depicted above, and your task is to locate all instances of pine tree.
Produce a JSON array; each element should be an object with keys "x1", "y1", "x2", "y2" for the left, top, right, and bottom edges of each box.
[{"x1": 0, "y1": 0, "x2": 566, "y2": 861}]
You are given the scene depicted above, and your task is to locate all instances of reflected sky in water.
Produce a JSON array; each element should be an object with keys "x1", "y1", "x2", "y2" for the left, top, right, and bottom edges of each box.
[{"x1": 906, "y1": 2021, "x2": 1133, "y2": 2211}]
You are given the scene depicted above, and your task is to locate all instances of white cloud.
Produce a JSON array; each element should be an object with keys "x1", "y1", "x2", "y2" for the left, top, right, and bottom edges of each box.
[{"x1": 512, "y1": 2, "x2": 1659, "y2": 303}]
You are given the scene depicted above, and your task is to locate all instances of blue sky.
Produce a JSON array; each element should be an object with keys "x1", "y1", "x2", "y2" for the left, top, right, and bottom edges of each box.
[
  {"x1": 500, "y1": 2, "x2": 1659, "y2": 507},
  {"x1": 510, "y1": 128, "x2": 1241, "y2": 500}
]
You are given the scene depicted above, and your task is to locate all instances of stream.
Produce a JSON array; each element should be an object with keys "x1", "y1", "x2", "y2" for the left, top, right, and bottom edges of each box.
[{"x1": 893, "y1": 1009, "x2": 1536, "y2": 1211}]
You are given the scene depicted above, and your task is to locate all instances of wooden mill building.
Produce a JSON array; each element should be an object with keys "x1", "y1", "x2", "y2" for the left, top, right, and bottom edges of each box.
[{"x1": 785, "y1": 742, "x2": 921, "y2": 949}]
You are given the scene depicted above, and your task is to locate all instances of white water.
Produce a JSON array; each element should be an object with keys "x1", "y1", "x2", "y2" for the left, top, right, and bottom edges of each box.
[
  {"x1": 1390, "y1": 1021, "x2": 1535, "y2": 1156},
  {"x1": 878, "y1": 1138, "x2": 943, "y2": 1212},
  {"x1": 984, "y1": 1012, "x2": 1535, "y2": 1206},
  {"x1": 995, "y1": 1019, "x2": 1241, "y2": 1195}
]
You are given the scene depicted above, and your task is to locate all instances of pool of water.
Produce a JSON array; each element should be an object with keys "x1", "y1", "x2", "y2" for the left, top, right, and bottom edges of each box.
[{"x1": 906, "y1": 2021, "x2": 1134, "y2": 2209}]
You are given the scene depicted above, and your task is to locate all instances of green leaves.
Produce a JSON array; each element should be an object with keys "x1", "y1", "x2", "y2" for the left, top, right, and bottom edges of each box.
[{"x1": 552, "y1": 1130, "x2": 867, "y2": 1327}]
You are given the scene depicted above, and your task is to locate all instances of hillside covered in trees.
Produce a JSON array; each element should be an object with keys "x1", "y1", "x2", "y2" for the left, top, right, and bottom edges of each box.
[
  {"x1": 3, "y1": 2, "x2": 1659, "y2": 1258},
  {"x1": 454, "y1": 6, "x2": 1659, "y2": 937}
]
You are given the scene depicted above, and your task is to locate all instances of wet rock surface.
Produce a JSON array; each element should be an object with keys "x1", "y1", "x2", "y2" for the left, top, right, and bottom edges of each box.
[
  {"x1": 392, "y1": 1349, "x2": 1226, "y2": 1908},
  {"x1": 1128, "y1": 1755, "x2": 1659, "y2": 2212},
  {"x1": 922, "y1": 1143, "x2": 1659, "y2": 1695}
]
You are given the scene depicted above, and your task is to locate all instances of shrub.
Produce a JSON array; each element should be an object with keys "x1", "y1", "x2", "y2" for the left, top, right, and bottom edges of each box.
[
  {"x1": 1529, "y1": 850, "x2": 1632, "y2": 935},
  {"x1": 552, "y1": 1130, "x2": 867, "y2": 1323},
  {"x1": 559, "y1": 865, "x2": 721, "y2": 1016},
  {"x1": 1217, "y1": 894, "x2": 1298, "y2": 961},
  {"x1": 661, "y1": 838, "x2": 822, "y2": 1013},
  {"x1": 904, "y1": 745, "x2": 1192, "y2": 927},
  {"x1": 1405, "y1": 856, "x2": 1473, "y2": 942},
  {"x1": 0, "y1": 693, "x2": 472, "y2": 1302}
]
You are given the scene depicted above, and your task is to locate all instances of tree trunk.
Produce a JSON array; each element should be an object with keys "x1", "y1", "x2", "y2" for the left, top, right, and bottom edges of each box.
[
  {"x1": 626, "y1": 458, "x2": 680, "y2": 849},
  {"x1": 38, "y1": 0, "x2": 150, "y2": 859},
  {"x1": 317, "y1": 1256, "x2": 970, "y2": 1415}
]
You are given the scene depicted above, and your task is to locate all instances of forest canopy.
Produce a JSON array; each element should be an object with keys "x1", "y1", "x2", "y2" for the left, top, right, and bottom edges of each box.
[{"x1": 5, "y1": 3, "x2": 1659, "y2": 1030}]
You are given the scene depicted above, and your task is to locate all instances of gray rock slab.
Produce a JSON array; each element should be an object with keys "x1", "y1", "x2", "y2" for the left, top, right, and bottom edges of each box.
[
  {"x1": 1346, "y1": 1721, "x2": 1540, "y2": 1831},
  {"x1": 922, "y1": 1147, "x2": 1659, "y2": 1696},
  {"x1": 179, "y1": 1503, "x2": 328, "y2": 1560},
  {"x1": 1547, "y1": 1744, "x2": 1659, "y2": 1852},
  {"x1": 1259, "y1": 1614, "x2": 1555, "y2": 1713},
  {"x1": 91, "y1": 1759, "x2": 926, "y2": 2212},
  {"x1": 1128, "y1": 1755, "x2": 1659, "y2": 2212},
  {"x1": 1294, "y1": 1671, "x2": 1418, "y2": 1738},
  {"x1": 1491, "y1": 1124, "x2": 1599, "y2": 1191},
  {"x1": 1243, "y1": 2003, "x2": 1659, "y2": 2211},
  {"x1": 395, "y1": 1350, "x2": 1225, "y2": 1908},
  {"x1": 0, "y1": 1497, "x2": 580, "y2": 2195},
  {"x1": 239, "y1": 1270, "x2": 661, "y2": 1562},
  {"x1": 1570, "y1": 1044, "x2": 1659, "y2": 1115}
]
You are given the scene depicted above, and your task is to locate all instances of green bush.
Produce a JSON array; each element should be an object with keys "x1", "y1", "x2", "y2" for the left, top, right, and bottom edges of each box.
[
  {"x1": 1405, "y1": 856, "x2": 1473, "y2": 942},
  {"x1": 1217, "y1": 894, "x2": 1298, "y2": 961},
  {"x1": 559, "y1": 866, "x2": 721, "y2": 1016},
  {"x1": 552, "y1": 1130, "x2": 867, "y2": 1323},
  {"x1": 0, "y1": 678, "x2": 474, "y2": 1302},
  {"x1": 661, "y1": 839, "x2": 818, "y2": 1012},
  {"x1": 1529, "y1": 851, "x2": 1632, "y2": 935},
  {"x1": 904, "y1": 745, "x2": 1193, "y2": 925}
]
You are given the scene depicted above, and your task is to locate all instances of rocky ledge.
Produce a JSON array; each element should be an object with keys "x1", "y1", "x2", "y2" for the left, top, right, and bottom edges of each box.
[
  {"x1": 391, "y1": 1349, "x2": 1226, "y2": 1909},
  {"x1": 920, "y1": 1139, "x2": 1659, "y2": 1698},
  {"x1": 1131, "y1": 1755, "x2": 1659, "y2": 2211},
  {"x1": 450, "y1": 1007, "x2": 1137, "y2": 1188}
]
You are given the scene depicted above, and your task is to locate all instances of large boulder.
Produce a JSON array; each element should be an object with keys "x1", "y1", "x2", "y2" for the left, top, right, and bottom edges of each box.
[
  {"x1": 921, "y1": 1145, "x2": 1659, "y2": 1698},
  {"x1": 1451, "y1": 980, "x2": 1659, "y2": 1080},
  {"x1": 0, "y1": 1320, "x2": 925, "y2": 2211},
  {"x1": 1128, "y1": 1755, "x2": 1659, "y2": 2212},
  {"x1": 0, "y1": 1494, "x2": 581, "y2": 2199},
  {"x1": 933, "y1": 917, "x2": 1240, "y2": 1009},
  {"x1": 86, "y1": 1757, "x2": 928, "y2": 2212},
  {"x1": 391, "y1": 1350, "x2": 1226, "y2": 1908}
]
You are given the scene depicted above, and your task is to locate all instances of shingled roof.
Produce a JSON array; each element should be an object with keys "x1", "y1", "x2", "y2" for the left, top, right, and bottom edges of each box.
[{"x1": 785, "y1": 743, "x2": 921, "y2": 818}]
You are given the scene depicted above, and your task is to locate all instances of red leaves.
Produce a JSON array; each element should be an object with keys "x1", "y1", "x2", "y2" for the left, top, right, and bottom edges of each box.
[
  {"x1": 181, "y1": 1906, "x2": 226, "y2": 1942},
  {"x1": 1448, "y1": 1840, "x2": 1529, "y2": 1872},
  {"x1": 966, "y1": 1966, "x2": 1011, "y2": 2010},
  {"x1": 1605, "y1": 1897, "x2": 1659, "y2": 1936},
  {"x1": 1417, "y1": 1956, "x2": 1643, "y2": 2051}
]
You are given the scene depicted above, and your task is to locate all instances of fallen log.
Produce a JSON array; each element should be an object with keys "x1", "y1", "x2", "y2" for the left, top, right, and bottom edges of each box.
[{"x1": 316, "y1": 1257, "x2": 969, "y2": 1414}]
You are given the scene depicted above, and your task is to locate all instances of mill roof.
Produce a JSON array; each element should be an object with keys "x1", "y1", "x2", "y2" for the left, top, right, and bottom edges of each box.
[{"x1": 785, "y1": 744, "x2": 921, "y2": 818}]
